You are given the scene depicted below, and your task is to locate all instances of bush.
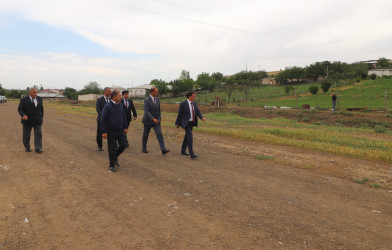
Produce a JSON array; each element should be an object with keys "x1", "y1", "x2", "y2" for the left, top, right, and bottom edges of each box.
[
  {"x1": 370, "y1": 73, "x2": 377, "y2": 80},
  {"x1": 374, "y1": 125, "x2": 387, "y2": 133},
  {"x1": 309, "y1": 85, "x2": 318, "y2": 95},
  {"x1": 320, "y1": 80, "x2": 332, "y2": 92},
  {"x1": 284, "y1": 85, "x2": 294, "y2": 95}
]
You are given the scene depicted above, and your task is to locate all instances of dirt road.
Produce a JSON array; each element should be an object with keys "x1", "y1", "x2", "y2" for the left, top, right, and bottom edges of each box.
[{"x1": 1, "y1": 101, "x2": 391, "y2": 249}]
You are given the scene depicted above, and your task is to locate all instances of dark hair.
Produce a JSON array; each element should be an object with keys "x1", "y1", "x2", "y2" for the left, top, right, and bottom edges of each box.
[
  {"x1": 111, "y1": 90, "x2": 120, "y2": 99},
  {"x1": 103, "y1": 87, "x2": 111, "y2": 92},
  {"x1": 186, "y1": 91, "x2": 195, "y2": 98},
  {"x1": 150, "y1": 87, "x2": 157, "y2": 94},
  {"x1": 122, "y1": 90, "x2": 129, "y2": 95}
]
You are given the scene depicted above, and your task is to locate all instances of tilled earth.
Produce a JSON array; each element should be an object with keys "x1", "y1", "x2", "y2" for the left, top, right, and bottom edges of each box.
[{"x1": 1, "y1": 101, "x2": 391, "y2": 249}]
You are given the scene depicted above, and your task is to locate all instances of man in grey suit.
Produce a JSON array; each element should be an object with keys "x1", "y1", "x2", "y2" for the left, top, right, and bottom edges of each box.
[{"x1": 142, "y1": 87, "x2": 170, "y2": 155}]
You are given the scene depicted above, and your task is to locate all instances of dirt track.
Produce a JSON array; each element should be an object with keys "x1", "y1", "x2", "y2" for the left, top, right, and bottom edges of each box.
[{"x1": 1, "y1": 101, "x2": 391, "y2": 249}]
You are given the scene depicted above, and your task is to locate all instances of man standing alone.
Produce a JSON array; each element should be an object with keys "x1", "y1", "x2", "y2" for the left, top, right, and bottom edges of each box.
[
  {"x1": 175, "y1": 91, "x2": 206, "y2": 159},
  {"x1": 101, "y1": 90, "x2": 128, "y2": 172},
  {"x1": 120, "y1": 90, "x2": 137, "y2": 147},
  {"x1": 332, "y1": 92, "x2": 337, "y2": 111},
  {"x1": 18, "y1": 88, "x2": 44, "y2": 153},
  {"x1": 96, "y1": 87, "x2": 111, "y2": 151},
  {"x1": 142, "y1": 87, "x2": 170, "y2": 155}
]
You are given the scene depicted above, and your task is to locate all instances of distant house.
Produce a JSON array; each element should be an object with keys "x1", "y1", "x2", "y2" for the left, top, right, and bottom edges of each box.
[
  {"x1": 78, "y1": 94, "x2": 100, "y2": 101},
  {"x1": 128, "y1": 84, "x2": 152, "y2": 97},
  {"x1": 38, "y1": 89, "x2": 66, "y2": 99}
]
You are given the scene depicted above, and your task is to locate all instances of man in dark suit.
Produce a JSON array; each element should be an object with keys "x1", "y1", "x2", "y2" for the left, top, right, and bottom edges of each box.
[
  {"x1": 101, "y1": 90, "x2": 128, "y2": 172},
  {"x1": 142, "y1": 87, "x2": 170, "y2": 155},
  {"x1": 175, "y1": 91, "x2": 206, "y2": 159},
  {"x1": 17, "y1": 88, "x2": 44, "y2": 153},
  {"x1": 120, "y1": 90, "x2": 137, "y2": 147},
  {"x1": 96, "y1": 87, "x2": 111, "y2": 151}
]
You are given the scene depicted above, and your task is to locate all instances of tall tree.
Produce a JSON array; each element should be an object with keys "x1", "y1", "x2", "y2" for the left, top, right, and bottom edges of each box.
[
  {"x1": 63, "y1": 87, "x2": 78, "y2": 100},
  {"x1": 306, "y1": 62, "x2": 327, "y2": 82},
  {"x1": 196, "y1": 72, "x2": 216, "y2": 92},
  {"x1": 150, "y1": 79, "x2": 169, "y2": 96},
  {"x1": 377, "y1": 57, "x2": 390, "y2": 68},
  {"x1": 78, "y1": 81, "x2": 102, "y2": 95}
]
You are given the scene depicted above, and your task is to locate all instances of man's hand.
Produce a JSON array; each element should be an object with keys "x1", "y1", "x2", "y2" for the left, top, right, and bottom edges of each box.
[
  {"x1": 102, "y1": 133, "x2": 108, "y2": 139},
  {"x1": 202, "y1": 117, "x2": 207, "y2": 122},
  {"x1": 153, "y1": 118, "x2": 159, "y2": 124},
  {"x1": 133, "y1": 117, "x2": 137, "y2": 120},
  {"x1": 124, "y1": 129, "x2": 128, "y2": 134},
  {"x1": 22, "y1": 115, "x2": 28, "y2": 120}
]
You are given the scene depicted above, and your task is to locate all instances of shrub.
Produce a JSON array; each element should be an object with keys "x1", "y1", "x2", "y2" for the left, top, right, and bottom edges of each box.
[
  {"x1": 313, "y1": 121, "x2": 327, "y2": 125},
  {"x1": 309, "y1": 85, "x2": 318, "y2": 95},
  {"x1": 284, "y1": 85, "x2": 294, "y2": 95},
  {"x1": 303, "y1": 117, "x2": 311, "y2": 122},
  {"x1": 374, "y1": 125, "x2": 387, "y2": 133},
  {"x1": 370, "y1": 73, "x2": 377, "y2": 80},
  {"x1": 320, "y1": 80, "x2": 332, "y2": 92}
]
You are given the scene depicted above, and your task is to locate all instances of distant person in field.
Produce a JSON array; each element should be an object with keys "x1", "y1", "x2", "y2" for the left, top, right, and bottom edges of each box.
[
  {"x1": 332, "y1": 92, "x2": 337, "y2": 111},
  {"x1": 17, "y1": 88, "x2": 44, "y2": 153},
  {"x1": 141, "y1": 87, "x2": 170, "y2": 155},
  {"x1": 120, "y1": 90, "x2": 137, "y2": 147},
  {"x1": 96, "y1": 87, "x2": 111, "y2": 151},
  {"x1": 101, "y1": 90, "x2": 128, "y2": 172},
  {"x1": 175, "y1": 91, "x2": 206, "y2": 159}
]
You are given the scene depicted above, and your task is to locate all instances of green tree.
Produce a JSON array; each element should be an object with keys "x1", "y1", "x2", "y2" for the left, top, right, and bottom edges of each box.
[
  {"x1": 377, "y1": 57, "x2": 390, "y2": 68},
  {"x1": 150, "y1": 79, "x2": 169, "y2": 96},
  {"x1": 63, "y1": 87, "x2": 78, "y2": 100},
  {"x1": 320, "y1": 79, "x2": 332, "y2": 92},
  {"x1": 222, "y1": 77, "x2": 237, "y2": 103},
  {"x1": 306, "y1": 62, "x2": 327, "y2": 82},
  {"x1": 196, "y1": 72, "x2": 216, "y2": 92},
  {"x1": 78, "y1": 81, "x2": 102, "y2": 95},
  {"x1": 309, "y1": 85, "x2": 318, "y2": 95}
]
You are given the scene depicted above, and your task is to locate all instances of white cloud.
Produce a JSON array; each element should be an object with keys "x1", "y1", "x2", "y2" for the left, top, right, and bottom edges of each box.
[{"x1": 0, "y1": 0, "x2": 391, "y2": 89}]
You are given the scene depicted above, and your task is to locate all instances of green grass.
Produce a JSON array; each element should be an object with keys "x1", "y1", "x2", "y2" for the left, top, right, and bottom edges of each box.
[
  {"x1": 44, "y1": 100, "x2": 392, "y2": 163},
  {"x1": 162, "y1": 78, "x2": 392, "y2": 110}
]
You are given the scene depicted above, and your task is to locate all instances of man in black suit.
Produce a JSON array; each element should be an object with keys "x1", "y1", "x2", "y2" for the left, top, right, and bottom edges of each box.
[
  {"x1": 175, "y1": 91, "x2": 206, "y2": 159},
  {"x1": 96, "y1": 87, "x2": 111, "y2": 151},
  {"x1": 142, "y1": 87, "x2": 170, "y2": 155},
  {"x1": 120, "y1": 90, "x2": 137, "y2": 147},
  {"x1": 17, "y1": 88, "x2": 44, "y2": 153},
  {"x1": 101, "y1": 90, "x2": 128, "y2": 172}
]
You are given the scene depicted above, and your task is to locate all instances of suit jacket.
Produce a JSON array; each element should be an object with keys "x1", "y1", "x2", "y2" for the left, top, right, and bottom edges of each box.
[
  {"x1": 96, "y1": 96, "x2": 110, "y2": 118},
  {"x1": 175, "y1": 100, "x2": 203, "y2": 129},
  {"x1": 120, "y1": 98, "x2": 137, "y2": 123},
  {"x1": 142, "y1": 96, "x2": 161, "y2": 126},
  {"x1": 18, "y1": 95, "x2": 44, "y2": 126}
]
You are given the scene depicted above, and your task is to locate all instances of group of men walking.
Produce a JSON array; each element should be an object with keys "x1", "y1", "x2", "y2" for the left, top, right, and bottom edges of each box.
[
  {"x1": 96, "y1": 86, "x2": 206, "y2": 172},
  {"x1": 18, "y1": 86, "x2": 206, "y2": 172}
]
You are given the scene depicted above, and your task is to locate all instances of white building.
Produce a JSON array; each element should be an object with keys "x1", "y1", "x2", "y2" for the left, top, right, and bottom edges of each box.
[
  {"x1": 38, "y1": 89, "x2": 67, "y2": 99},
  {"x1": 128, "y1": 84, "x2": 152, "y2": 97}
]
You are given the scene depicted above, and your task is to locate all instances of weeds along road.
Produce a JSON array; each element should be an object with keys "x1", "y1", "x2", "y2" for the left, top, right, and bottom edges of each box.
[{"x1": 1, "y1": 101, "x2": 391, "y2": 249}]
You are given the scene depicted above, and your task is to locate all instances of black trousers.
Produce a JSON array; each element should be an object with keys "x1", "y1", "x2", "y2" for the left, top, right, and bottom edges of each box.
[
  {"x1": 23, "y1": 123, "x2": 42, "y2": 151},
  {"x1": 96, "y1": 116, "x2": 103, "y2": 148},
  {"x1": 107, "y1": 128, "x2": 127, "y2": 167},
  {"x1": 142, "y1": 123, "x2": 165, "y2": 151},
  {"x1": 181, "y1": 122, "x2": 195, "y2": 156}
]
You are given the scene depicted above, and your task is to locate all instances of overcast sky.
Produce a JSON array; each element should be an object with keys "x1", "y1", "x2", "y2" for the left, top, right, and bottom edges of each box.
[{"x1": 0, "y1": 0, "x2": 391, "y2": 90}]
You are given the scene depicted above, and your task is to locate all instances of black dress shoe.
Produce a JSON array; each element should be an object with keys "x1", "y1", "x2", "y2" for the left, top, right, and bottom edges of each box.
[
  {"x1": 181, "y1": 152, "x2": 189, "y2": 156},
  {"x1": 36, "y1": 149, "x2": 43, "y2": 154},
  {"x1": 98, "y1": 147, "x2": 103, "y2": 151},
  {"x1": 125, "y1": 143, "x2": 129, "y2": 148},
  {"x1": 191, "y1": 155, "x2": 198, "y2": 159},
  {"x1": 109, "y1": 166, "x2": 116, "y2": 172},
  {"x1": 142, "y1": 149, "x2": 149, "y2": 153},
  {"x1": 115, "y1": 159, "x2": 120, "y2": 166},
  {"x1": 25, "y1": 148, "x2": 31, "y2": 152},
  {"x1": 162, "y1": 149, "x2": 170, "y2": 155}
]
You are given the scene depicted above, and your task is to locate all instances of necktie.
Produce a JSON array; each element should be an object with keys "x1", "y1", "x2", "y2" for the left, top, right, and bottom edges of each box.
[
  {"x1": 32, "y1": 98, "x2": 36, "y2": 107},
  {"x1": 106, "y1": 98, "x2": 109, "y2": 103},
  {"x1": 153, "y1": 97, "x2": 156, "y2": 105},
  {"x1": 191, "y1": 102, "x2": 195, "y2": 124},
  {"x1": 125, "y1": 99, "x2": 128, "y2": 109}
]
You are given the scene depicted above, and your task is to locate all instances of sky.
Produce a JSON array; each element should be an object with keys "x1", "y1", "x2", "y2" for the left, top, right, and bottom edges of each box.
[{"x1": 0, "y1": 0, "x2": 391, "y2": 90}]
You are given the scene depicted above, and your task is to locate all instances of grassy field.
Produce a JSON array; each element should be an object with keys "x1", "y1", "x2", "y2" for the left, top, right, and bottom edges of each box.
[
  {"x1": 162, "y1": 78, "x2": 392, "y2": 110},
  {"x1": 43, "y1": 100, "x2": 392, "y2": 163}
]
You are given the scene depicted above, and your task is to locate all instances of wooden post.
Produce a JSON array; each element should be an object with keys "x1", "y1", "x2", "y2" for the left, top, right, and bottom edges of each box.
[
  {"x1": 295, "y1": 90, "x2": 298, "y2": 109},
  {"x1": 385, "y1": 89, "x2": 388, "y2": 112},
  {"x1": 337, "y1": 89, "x2": 340, "y2": 111}
]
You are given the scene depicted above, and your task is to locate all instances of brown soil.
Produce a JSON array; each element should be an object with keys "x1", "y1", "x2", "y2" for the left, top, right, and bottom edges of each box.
[{"x1": 1, "y1": 102, "x2": 392, "y2": 249}]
